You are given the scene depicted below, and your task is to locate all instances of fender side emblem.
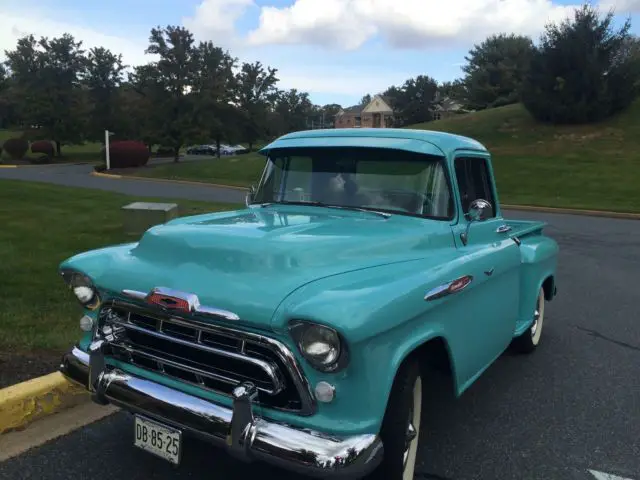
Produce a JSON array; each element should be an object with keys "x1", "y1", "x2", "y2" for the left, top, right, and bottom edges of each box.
[{"x1": 424, "y1": 275, "x2": 474, "y2": 301}]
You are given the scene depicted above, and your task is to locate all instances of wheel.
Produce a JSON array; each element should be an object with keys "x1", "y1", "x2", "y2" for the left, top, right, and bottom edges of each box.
[
  {"x1": 371, "y1": 359, "x2": 422, "y2": 480},
  {"x1": 512, "y1": 287, "x2": 545, "y2": 354}
]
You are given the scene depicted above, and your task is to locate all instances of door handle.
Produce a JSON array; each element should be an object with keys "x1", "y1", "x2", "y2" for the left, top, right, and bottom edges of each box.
[{"x1": 496, "y1": 224, "x2": 512, "y2": 234}]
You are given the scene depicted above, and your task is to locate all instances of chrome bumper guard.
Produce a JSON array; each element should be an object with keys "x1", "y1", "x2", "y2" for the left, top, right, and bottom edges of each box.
[{"x1": 60, "y1": 346, "x2": 383, "y2": 479}]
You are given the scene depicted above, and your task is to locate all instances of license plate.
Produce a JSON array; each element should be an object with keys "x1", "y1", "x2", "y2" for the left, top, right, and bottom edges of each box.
[{"x1": 134, "y1": 415, "x2": 182, "y2": 465}]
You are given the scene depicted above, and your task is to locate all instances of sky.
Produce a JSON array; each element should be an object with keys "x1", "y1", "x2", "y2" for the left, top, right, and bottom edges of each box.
[{"x1": 2, "y1": 0, "x2": 640, "y2": 107}]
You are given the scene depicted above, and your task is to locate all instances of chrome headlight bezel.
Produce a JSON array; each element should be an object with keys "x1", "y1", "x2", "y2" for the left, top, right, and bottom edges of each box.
[
  {"x1": 60, "y1": 268, "x2": 101, "y2": 311},
  {"x1": 288, "y1": 320, "x2": 349, "y2": 373}
]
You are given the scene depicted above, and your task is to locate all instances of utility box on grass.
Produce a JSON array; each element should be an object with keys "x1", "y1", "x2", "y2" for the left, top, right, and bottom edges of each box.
[{"x1": 122, "y1": 202, "x2": 178, "y2": 235}]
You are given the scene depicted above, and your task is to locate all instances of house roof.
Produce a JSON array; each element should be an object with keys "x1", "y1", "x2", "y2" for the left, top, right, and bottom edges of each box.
[
  {"x1": 338, "y1": 104, "x2": 364, "y2": 115},
  {"x1": 259, "y1": 127, "x2": 487, "y2": 157}
]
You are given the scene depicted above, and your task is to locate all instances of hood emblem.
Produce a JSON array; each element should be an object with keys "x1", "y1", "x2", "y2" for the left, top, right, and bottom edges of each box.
[
  {"x1": 147, "y1": 292, "x2": 190, "y2": 312},
  {"x1": 121, "y1": 287, "x2": 241, "y2": 321}
]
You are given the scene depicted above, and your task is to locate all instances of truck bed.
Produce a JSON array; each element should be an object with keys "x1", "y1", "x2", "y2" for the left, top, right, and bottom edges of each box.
[{"x1": 504, "y1": 219, "x2": 546, "y2": 238}]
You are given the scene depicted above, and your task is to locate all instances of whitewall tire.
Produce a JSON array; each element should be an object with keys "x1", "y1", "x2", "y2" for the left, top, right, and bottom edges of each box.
[
  {"x1": 513, "y1": 287, "x2": 546, "y2": 354},
  {"x1": 373, "y1": 360, "x2": 423, "y2": 480}
]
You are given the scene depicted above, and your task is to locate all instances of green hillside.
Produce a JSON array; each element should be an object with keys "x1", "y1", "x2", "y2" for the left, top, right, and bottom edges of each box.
[{"x1": 411, "y1": 101, "x2": 640, "y2": 212}]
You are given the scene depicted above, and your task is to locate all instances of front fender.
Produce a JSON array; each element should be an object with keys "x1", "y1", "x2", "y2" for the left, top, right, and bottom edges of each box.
[
  {"x1": 270, "y1": 253, "x2": 476, "y2": 436},
  {"x1": 514, "y1": 234, "x2": 559, "y2": 335}
]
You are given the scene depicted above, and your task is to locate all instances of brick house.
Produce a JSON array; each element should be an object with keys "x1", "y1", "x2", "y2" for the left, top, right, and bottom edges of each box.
[{"x1": 334, "y1": 95, "x2": 395, "y2": 129}]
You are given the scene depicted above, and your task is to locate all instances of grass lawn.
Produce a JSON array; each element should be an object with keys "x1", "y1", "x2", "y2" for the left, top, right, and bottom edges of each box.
[
  {"x1": 121, "y1": 100, "x2": 640, "y2": 213},
  {"x1": 0, "y1": 179, "x2": 241, "y2": 355},
  {"x1": 127, "y1": 152, "x2": 266, "y2": 188}
]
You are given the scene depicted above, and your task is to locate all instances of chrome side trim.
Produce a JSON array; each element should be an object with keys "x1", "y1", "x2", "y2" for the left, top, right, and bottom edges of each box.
[
  {"x1": 121, "y1": 288, "x2": 240, "y2": 322},
  {"x1": 60, "y1": 348, "x2": 383, "y2": 479},
  {"x1": 103, "y1": 300, "x2": 317, "y2": 416}
]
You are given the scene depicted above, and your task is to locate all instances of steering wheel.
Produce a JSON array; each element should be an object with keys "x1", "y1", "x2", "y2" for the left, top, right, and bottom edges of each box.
[{"x1": 380, "y1": 189, "x2": 433, "y2": 215}]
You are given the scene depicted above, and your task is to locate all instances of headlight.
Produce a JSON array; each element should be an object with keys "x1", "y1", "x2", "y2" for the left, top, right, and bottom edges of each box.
[
  {"x1": 60, "y1": 269, "x2": 101, "y2": 310},
  {"x1": 289, "y1": 321, "x2": 348, "y2": 372}
]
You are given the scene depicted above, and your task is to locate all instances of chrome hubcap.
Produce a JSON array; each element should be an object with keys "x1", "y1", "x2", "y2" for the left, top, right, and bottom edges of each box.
[
  {"x1": 403, "y1": 412, "x2": 417, "y2": 467},
  {"x1": 531, "y1": 308, "x2": 540, "y2": 337}
]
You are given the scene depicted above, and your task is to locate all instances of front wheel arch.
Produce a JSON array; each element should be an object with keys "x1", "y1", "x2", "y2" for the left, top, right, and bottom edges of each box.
[
  {"x1": 385, "y1": 336, "x2": 457, "y2": 409},
  {"x1": 541, "y1": 275, "x2": 556, "y2": 301}
]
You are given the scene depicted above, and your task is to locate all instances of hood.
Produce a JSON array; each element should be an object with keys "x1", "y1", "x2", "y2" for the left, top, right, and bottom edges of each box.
[{"x1": 66, "y1": 206, "x2": 454, "y2": 330}]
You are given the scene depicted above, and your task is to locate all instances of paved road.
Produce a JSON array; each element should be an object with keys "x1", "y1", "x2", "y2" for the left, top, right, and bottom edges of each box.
[
  {"x1": 0, "y1": 164, "x2": 247, "y2": 204},
  {"x1": 0, "y1": 168, "x2": 638, "y2": 479}
]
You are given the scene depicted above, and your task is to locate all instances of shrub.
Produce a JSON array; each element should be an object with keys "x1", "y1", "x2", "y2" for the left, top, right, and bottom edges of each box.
[
  {"x1": 101, "y1": 140, "x2": 150, "y2": 169},
  {"x1": 31, "y1": 140, "x2": 55, "y2": 158},
  {"x1": 3, "y1": 137, "x2": 29, "y2": 160}
]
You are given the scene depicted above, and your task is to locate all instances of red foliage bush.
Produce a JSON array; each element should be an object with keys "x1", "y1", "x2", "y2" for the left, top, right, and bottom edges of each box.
[
  {"x1": 3, "y1": 137, "x2": 29, "y2": 160},
  {"x1": 101, "y1": 140, "x2": 150, "y2": 168},
  {"x1": 31, "y1": 140, "x2": 55, "y2": 158}
]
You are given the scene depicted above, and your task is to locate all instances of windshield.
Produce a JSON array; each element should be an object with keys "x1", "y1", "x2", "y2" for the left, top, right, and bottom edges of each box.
[{"x1": 252, "y1": 147, "x2": 453, "y2": 219}]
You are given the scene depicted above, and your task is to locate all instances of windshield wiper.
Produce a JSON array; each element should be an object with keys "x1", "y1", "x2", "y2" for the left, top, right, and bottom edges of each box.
[{"x1": 257, "y1": 201, "x2": 391, "y2": 218}]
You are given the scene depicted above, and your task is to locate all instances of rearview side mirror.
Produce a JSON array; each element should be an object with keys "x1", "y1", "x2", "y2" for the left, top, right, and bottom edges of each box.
[
  {"x1": 245, "y1": 185, "x2": 256, "y2": 207},
  {"x1": 467, "y1": 199, "x2": 492, "y2": 222},
  {"x1": 461, "y1": 198, "x2": 492, "y2": 245}
]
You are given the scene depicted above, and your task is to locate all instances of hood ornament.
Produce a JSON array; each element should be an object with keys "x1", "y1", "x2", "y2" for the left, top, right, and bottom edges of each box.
[{"x1": 121, "y1": 287, "x2": 240, "y2": 321}]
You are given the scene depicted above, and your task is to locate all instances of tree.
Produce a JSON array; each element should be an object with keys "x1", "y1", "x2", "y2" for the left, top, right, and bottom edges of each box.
[
  {"x1": 360, "y1": 94, "x2": 372, "y2": 106},
  {"x1": 144, "y1": 25, "x2": 199, "y2": 161},
  {"x1": 462, "y1": 33, "x2": 535, "y2": 110},
  {"x1": 4, "y1": 34, "x2": 86, "y2": 156},
  {"x1": 383, "y1": 75, "x2": 438, "y2": 126},
  {"x1": 438, "y1": 79, "x2": 468, "y2": 103},
  {"x1": 234, "y1": 61, "x2": 279, "y2": 151},
  {"x1": 84, "y1": 47, "x2": 126, "y2": 143},
  {"x1": 320, "y1": 103, "x2": 342, "y2": 128},
  {"x1": 190, "y1": 41, "x2": 237, "y2": 156},
  {"x1": 0, "y1": 64, "x2": 11, "y2": 128},
  {"x1": 522, "y1": 4, "x2": 640, "y2": 124},
  {"x1": 271, "y1": 88, "x2": 314, "y2": 136}
]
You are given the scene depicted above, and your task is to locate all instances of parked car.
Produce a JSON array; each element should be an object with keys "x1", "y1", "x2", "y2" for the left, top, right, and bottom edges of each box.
[
  {"x1": 185, "y1": 144, "x2": 217, "y2": 155},
  {"x1": 59, "y1": 128, "x2": 559, "y2": 479}
]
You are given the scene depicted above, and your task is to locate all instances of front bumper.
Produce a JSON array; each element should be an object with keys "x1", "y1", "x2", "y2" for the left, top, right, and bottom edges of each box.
[{"x1": 60, "y1": 347, "x2": 383, "y2": 479}]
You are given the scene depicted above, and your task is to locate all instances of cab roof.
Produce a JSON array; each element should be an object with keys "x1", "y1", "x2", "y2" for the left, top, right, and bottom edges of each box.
[{"x1": 259, "y1": 128, "x2": 488, "y2": 158}]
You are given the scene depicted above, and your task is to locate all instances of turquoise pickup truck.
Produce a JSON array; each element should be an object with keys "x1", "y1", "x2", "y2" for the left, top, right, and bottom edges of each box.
[{"x1": 59, "y1": 128, "x2": 559, "y2": 480}]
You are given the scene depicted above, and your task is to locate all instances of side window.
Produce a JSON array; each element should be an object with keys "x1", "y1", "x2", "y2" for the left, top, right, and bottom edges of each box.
[{"x1": 454, "y1": 157, "x2": 496, "y2": 217}]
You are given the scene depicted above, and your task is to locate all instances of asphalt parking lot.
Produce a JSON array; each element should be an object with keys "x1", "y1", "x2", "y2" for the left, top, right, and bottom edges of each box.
[{"x1": 0, "y1": 169, "x2": 638, "y2": 480}]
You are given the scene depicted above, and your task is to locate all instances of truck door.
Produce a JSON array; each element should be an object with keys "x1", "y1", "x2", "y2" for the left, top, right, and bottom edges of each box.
[{"x1": 450, "y1": 154, "x2": 522, "y2": 372}]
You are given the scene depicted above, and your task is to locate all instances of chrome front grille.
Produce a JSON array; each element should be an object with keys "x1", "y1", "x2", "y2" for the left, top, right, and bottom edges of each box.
[{"x1": 97, "y1": 302, "x2": 315, "y2": 414}]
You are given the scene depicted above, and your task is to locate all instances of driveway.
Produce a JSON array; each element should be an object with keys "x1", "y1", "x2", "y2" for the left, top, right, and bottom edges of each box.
[
  {"x1": 0, "y1": 172, "x2": 638, "y2": 479},
  {"x1": 0, "y1": 163, "x2": 247, "y2": 204}
]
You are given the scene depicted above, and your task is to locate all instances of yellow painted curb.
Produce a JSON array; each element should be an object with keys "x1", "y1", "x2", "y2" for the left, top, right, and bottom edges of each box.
[
  {"x1": 92, "y1": 171, "x2": 122, "y2": 179},
  {"x1": 0, "y1": 162, "x2": 95, "y2": 169},
  {"x1": 502, "y1": 204, "x2": 640, "y2": 220},
  {"x1": 0, "y1": 372, "x2": 88, "y2": 435},
  {"x1": 90, "y1": 170, "x2": 249, "y2": 191}
]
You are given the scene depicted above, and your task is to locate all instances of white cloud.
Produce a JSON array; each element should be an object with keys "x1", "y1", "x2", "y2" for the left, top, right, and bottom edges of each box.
[
  {"x1": 183, "y1": 0, "x2": 255, "y2": 47},
  {"x1": 246, "y1": 0, "x2": 581, "y2": 50},
  {"x1": 0, "y1": 12, "x2": 151, "y2": 68}
]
